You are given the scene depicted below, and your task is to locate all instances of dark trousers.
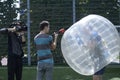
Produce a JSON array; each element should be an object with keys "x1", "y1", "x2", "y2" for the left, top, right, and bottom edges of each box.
[{"x1": 8, "y1": 55, "x2": 23, "y2": 80}]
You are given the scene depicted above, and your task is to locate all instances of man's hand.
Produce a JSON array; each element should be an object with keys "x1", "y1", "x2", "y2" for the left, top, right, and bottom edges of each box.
[
  {"x1": 17, "y1": 32, "x2": 26, "y2": 43},
  {"x1": 7, "y1": 27, "x2": 16, "y2": 32},
  {"x1": 51, "y1": 32, "x2": 58, "y2": 50},
  {"x1": 54, "y1": 32, "x2": 58, "y2": 39},
  {"x1": 0, "y1": 27, "x2": 16, "y2": 34}
]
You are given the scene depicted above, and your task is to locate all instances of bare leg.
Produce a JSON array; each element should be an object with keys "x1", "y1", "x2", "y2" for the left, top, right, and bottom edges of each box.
[{"x1": 93, "y1": 75, "x2": 102, "y2": 80}]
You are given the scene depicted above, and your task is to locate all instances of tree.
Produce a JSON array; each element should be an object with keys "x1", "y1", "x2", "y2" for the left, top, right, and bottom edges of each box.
[
  {"x1": 0, "y1": 0, "x2": 17, "y2": 57},
  {"x1": 0, "y1": 0, "x2": 17, "y2": 27},
  {"x1": 77, "y1": 0, "x2": 119, "y2": 25}
]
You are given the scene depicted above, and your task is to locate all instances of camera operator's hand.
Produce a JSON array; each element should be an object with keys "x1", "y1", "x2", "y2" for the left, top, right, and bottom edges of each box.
[
  {"x1": 7, "y1": 27, "x2": 16, "y2": 32},
  {"x1": 21, "y1": 33, "x2": 26, "y2": 43},
  {"x1": 17, "y1": 31, "x2": 26, "y2": 43}
]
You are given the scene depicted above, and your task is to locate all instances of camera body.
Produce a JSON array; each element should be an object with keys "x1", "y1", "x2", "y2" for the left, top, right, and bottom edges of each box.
[{"x1": 9, "y1": 21, "x2": 27, "y2": 32}]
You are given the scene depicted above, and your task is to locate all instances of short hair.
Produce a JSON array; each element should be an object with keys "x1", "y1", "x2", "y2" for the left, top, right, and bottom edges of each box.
[{"x1": 39, "y1": 21, "x2": 49, "y2": 31}]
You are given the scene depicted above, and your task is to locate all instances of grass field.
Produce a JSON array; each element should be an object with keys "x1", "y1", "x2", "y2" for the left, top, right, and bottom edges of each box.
[{"x1": 0, "y1": 66, "x2": 120, "y2": 80}]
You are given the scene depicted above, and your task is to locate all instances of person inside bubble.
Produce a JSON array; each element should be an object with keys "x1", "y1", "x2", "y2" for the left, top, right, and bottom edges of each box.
[{"x1": 86, "y1": 25, "x2": 107, "y2": 80}]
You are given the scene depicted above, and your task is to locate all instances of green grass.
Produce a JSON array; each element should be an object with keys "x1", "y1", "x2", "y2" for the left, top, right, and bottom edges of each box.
[{"x1": 0, "y1": 66, "x2": 120, "y2": 80}]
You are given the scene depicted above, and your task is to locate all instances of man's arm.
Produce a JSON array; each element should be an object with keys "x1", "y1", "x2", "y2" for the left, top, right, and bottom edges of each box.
[
  {"x1": 21, "y1": 33, "x2": 26, "y2": 43},
  {"x1": 50, "y1": 32, "x2": 58, "y2": 50},
  {"x1": 0, "y1": 27, "x2": 16, "y2": 34},
  {"x1": 7, "y1": 27, "x2": 16, "y2": 32}
]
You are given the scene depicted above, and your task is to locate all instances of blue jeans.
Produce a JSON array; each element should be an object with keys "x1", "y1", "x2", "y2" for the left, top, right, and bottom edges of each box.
[{"x1": 36, "y1": 63, "x2": 53, "y2": 80}]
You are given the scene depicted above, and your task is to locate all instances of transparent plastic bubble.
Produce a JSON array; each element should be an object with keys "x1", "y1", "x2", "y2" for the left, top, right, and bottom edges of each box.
[{"x1": 61, "y1": 14, "x2": 120, "y2": 75}]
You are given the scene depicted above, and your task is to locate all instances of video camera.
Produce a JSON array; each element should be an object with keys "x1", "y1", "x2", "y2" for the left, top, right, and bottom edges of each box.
[{"x1": 9, "y1": 21, "x2": 27, "y2": 32}]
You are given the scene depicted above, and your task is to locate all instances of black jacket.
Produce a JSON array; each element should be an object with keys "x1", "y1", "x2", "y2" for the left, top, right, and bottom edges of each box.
[{"x1": 0, "y1": 28, "x2": 25, "y2": 57}]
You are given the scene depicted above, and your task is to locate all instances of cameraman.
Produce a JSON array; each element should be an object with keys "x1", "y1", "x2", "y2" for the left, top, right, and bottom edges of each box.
[{"x1": 0, "y1": 21, "x2": 27, "y2": 80}]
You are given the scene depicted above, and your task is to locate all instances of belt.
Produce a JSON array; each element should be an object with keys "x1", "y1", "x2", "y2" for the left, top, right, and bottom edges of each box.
[{"x1": 37, "y1": 54, "x2": 53, "y2": 61}]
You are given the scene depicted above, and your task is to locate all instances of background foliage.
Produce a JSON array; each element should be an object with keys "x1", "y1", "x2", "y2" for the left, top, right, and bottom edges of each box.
[{"x1": 0, "y1": 0, "x2": 119, "y2": 64}]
